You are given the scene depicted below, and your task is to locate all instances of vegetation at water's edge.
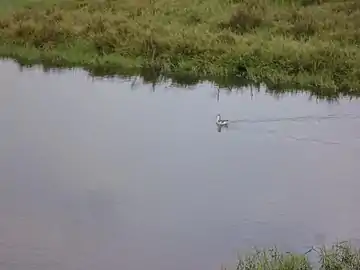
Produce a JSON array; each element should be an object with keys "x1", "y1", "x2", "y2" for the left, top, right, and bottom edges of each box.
[
  {"x1": 1, "y1": 0, "x2": 360, "y2": 94},
  {"x1": 232, "y1": 242, "x2": 360, "y2": 270}
]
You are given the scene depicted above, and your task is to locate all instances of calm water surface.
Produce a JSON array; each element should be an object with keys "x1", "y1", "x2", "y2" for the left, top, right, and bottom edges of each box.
[{"x1": 1, "y1": 60, "x2": 360, "y2": 270}]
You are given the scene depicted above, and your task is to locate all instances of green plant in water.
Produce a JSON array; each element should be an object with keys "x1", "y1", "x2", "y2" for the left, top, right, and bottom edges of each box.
[
  {"x1": 236, "y1": 247, "x2": 311, "y2": 270},
  {"x1": 319, "y1": 242, "x2": 360, "y2": 270},
  {"x1": 230, "y1": 242, "x2": 360, "y2": 270}
]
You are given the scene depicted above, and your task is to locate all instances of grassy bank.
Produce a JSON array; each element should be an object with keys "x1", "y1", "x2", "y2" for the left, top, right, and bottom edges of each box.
[
  {"x1": 1, "y1": 0, "x2": 360, "y2": 94},
  {"x1": 233, "y1": 242, "x2": 360, "y2": 270}
]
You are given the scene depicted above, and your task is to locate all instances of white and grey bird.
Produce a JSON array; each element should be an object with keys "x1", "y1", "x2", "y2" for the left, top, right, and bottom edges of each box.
[{"x1": 216, "y1": 114, "x2": 229, "y2": 126}]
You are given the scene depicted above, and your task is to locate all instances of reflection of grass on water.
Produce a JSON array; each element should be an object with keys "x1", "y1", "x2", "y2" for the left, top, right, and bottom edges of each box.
[
  {"x1": 9, "y1": 58, "x2": 359, "y2": 102},
  {"x1": 234, "y1": 242, "x2": 360, "y2": 270},
  {"x1": 1, "y1": 0, "x2": 360, "y2": 94}
]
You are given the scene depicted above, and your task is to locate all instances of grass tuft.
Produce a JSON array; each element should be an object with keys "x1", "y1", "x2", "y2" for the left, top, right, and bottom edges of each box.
[
  {"x1": 236, "y1": 247, "x2": 311, "y2": 270},
  {"x1": 230, "y1": 242, "x2": 360, "y2": 270}
]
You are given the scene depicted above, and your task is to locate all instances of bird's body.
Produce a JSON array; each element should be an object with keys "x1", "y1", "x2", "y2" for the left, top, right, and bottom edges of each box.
[{"x1": 216, "y1": 114, "x2": 229, "y2": 126}]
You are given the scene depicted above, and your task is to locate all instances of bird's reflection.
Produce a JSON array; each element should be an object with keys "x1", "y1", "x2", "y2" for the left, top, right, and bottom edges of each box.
[{"x1": 216, "y1": 124, "x2": 229, "y2": 132}]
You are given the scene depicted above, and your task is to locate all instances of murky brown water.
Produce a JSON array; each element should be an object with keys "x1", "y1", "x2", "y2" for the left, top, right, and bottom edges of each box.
[{"x1": 1, "y1": 60, "x2": 360, "y2": 270}]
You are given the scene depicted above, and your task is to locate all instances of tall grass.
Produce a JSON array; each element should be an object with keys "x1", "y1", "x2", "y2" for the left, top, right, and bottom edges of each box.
[
  {"x1": 233, "y1": 242, "x2": 360, "y2": 270},
  {"x1": 1, "y1": 0, "x2": 360, "y2": 93}
]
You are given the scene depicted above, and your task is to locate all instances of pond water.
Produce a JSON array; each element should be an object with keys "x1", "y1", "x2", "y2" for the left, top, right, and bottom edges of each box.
[{"x1": 1, "y1": 60, "x2": 360, "y2": 270}]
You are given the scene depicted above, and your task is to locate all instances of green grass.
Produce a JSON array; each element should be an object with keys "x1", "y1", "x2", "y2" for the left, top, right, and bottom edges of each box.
[
  {"x1": 232, "y1": 242, "x2": 360, "y2": 270},
  {"x1": 0, "y1": 0, "x2": 60, "y2": 14},
  {"x1": 1, "y1": 0, "x2": 360, "y2": 94}
]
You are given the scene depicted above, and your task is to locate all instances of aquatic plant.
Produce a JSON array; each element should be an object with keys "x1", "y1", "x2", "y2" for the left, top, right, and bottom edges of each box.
[{"x1": 232, "y1": 242, "x2": 360, "y2": 270}]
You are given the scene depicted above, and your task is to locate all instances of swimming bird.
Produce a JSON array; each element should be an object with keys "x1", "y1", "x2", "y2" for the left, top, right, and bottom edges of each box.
[{"x1": 216, "y1": 114, "x2": 229, "y2": 127}]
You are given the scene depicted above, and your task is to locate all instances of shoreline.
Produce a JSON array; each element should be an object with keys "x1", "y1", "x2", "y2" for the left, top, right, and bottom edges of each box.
[{"x1": 1, "y1": 0, "x2": 360, "y2": 96}]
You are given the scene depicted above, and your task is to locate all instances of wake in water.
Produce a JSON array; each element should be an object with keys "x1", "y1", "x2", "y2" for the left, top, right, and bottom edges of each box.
[
  {"x1": 216, "y1": 113, "x2": 360, "y2": 146},
  {"x1": 228, "y1": 113, "x2": 360, "y2": 124}
]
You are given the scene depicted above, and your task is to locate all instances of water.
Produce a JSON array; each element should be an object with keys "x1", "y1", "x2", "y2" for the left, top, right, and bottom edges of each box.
[{"x1": 1, "y1": 60, "x2": 360, "y2": 270}]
